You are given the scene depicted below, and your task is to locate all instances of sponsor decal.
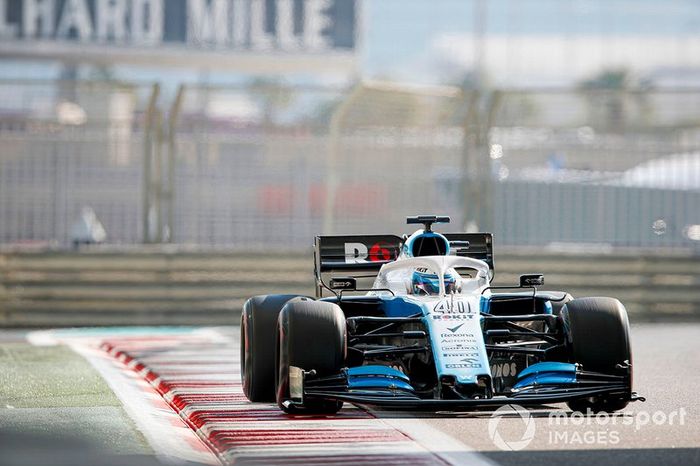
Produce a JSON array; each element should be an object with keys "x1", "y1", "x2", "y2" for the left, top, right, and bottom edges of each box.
[
  {"x1": 446, "y1": 363, "x2": 482, "y2": 369},
  {"x1": 344, "y1": 241, "x2": 397, "y2": 263},
  {"x1": 442, "y1": 352, "x2": 479, "y2": 358},
  {"x1": 368, "y1": 241, "x2": 397, "y2": 262},
  {"x1": 433, "y1": 299, "x2": 472, "y2": 315},
  {"x1": 344, "y1": 242, "x2": 368, "y2": 263},
  {"x1": 440, "y1": 332, "x2": 474, "y2": 339},
  {"x1": 441, "y1": 336, "x2": 478, "y2": 343},
  {"x1": 491, "y1": 362, "x2": 518, "y2": 378},
  {"x1": 446, "y1": 323, "x2": 464, "y2": 333},
  {"x1": 432, "y1": 314, "x2": 472, "y2": 320},
  {"x1": 460, "y1": 357, "x2": 481, "y2": 364},
  {"x1": 329, "y1": 277, "x2": 356, "y2": 290},
  {"x1": 1, "y1": 0, "x2": 357, "y2": 52},
  {"x1": 442, "y1": 344, "x2": 478, "y2": 351}
]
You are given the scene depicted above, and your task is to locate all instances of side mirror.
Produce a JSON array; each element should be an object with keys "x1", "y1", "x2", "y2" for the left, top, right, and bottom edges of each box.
[
  {"x1": 329, "y1": 277, "x2": 357, "y2": 291},
  {"x1": 519, "y1": 274, "x2": 544, "y2": 288}
]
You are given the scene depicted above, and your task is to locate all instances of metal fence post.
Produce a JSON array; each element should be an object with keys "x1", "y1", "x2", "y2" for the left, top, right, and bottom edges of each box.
[
  {"x1": 481, "y1": 90, "x2": 502, "y2": 233},
  {"x1": 460, "y1": 89, "x2": 501, "y2": 233},
  {"x1": 153, "y1": 107, "x2": 164, "y2": 243},
  {"x1": 460, "y1": 89, "x2": 481, "y2": 231},
  {"x1": 165, "y1": 85, "x2": 185, "y2": 243},
  {"x1": 323, "y1": 83, "x2": 365, "y2": 235},
  {"x1": 143, "y1": 83, "x2": 160, "y2": 243}
]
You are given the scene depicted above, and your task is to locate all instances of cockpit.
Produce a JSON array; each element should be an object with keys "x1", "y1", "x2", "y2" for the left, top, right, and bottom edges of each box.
[{"x1": 371, "y1": 255, "x2": 490, "y2": 298}]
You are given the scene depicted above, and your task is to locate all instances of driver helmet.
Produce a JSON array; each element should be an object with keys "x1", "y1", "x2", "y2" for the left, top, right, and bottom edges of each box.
[{"x1": 411, "y1": 268, "x2": 457, "y2": 296}]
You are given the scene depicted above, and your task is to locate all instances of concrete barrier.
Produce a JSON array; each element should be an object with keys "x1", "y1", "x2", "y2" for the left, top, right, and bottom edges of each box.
[{"x1": 1, "y1": 247, "x2": 698, "y2": 326}]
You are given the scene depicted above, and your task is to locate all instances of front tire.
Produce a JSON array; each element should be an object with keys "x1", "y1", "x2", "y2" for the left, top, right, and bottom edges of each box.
[
  {"x1": 240, "y1": 294, "x2": 306, "y2": 402},
  {"x1": 561, "y1": 297, "x2": 632, "y2": 413},
  {"x1": 276, "y1": 299, "x2": 346, "y2": 414}
]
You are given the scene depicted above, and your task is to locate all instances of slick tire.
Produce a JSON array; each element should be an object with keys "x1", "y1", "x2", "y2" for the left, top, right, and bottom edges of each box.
[
  {"x1": 561, "y1": 297, "x2": 632, "y2": 413},
  {"x1": 276, "y1": 299, "x2": 346, "y2": 414},
  {"x1": 240, "y1": 294, "x2": 306, "y2": 402}
]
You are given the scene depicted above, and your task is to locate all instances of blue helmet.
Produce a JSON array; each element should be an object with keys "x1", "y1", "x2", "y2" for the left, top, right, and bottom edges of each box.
[{"x1": 411, "y1": 269, "x2": 457, "y2": 296}]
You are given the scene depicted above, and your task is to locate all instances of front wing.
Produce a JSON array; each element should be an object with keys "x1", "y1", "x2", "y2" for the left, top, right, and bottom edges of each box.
[{"x1": 286, "y1": 364, "x2": 645, "y2": 411}]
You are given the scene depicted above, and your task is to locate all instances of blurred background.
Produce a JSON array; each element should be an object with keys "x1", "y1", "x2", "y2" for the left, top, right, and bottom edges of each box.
[{"x1": 1, "y1": 0, "x2": 699, "y2": 325}]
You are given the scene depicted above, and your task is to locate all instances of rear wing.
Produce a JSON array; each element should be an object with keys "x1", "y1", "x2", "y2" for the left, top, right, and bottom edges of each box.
[
  {"x1": 314, "y1": 233, "x2": 494, "y2": 297},
  {"x1": 443, "y1": 233, "x2": 494, "y2": 269}
]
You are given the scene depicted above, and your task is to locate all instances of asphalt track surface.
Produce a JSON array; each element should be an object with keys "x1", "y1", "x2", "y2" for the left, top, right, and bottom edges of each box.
[
  {"x1": 1, "y1": 323, "x2": 698, "y2": 466},
  {"x1": 368, "y1": 322, "x2": 700, "y2": 466}
]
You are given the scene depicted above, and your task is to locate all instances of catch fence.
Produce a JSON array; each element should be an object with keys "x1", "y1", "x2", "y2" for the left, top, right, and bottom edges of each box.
[{"x1": 1, "y1": 79, "x2": 699, "y2": 251}]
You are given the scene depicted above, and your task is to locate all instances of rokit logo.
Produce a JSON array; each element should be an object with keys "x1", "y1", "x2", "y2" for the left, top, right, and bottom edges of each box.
[{"x1": 432, "y1": 314, "x2": 473, "y2": 320}]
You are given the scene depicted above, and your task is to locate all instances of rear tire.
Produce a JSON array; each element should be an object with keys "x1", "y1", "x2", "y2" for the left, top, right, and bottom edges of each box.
[
  {"x1": 276, "y1": 300, "x2": 346, "y2": 414},
  {"x1": 561, "y1": 297, "x2": 632, "y2": 413},
  {"x1": 240, "y1": 294, "x2": 306, "y2": 402}
]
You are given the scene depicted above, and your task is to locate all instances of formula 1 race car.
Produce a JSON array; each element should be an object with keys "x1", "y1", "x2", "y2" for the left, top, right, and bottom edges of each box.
[{"x1": 241, "y1": 216, "x2": 645, "y2": 414}]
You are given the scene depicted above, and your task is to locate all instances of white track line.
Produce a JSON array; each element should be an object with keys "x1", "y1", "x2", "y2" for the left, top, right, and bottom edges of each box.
[{"x1": 27, "y1": 329, "x2": 220, "y2": 466}]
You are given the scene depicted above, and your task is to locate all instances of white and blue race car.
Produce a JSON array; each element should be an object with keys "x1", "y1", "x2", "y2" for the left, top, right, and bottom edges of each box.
[{"x1": 241, "y1": 216, "x2": 645, "y2": 414}]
